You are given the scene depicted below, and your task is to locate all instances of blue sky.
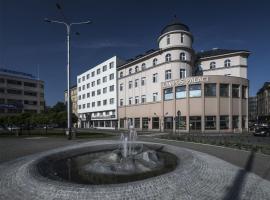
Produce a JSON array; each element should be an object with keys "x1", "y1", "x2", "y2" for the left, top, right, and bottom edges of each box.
[{"x1": 0, "y1": 0, "x2": 269, "y2": 106}]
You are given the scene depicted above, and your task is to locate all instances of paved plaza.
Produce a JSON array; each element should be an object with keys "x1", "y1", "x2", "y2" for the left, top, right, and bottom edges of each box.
[{"x1": 0, "y1": 138, "x2": 270, "y2": 199}]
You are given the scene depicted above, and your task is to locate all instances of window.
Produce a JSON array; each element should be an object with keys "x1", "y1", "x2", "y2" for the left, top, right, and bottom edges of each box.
[
  {"x1": 220, "y1": 116, "x2": 229, "y2": 129},
  {"x1": 220, "y1": 84, "x2": 229, "y2": 97},
  {"x1": 109, "y1": 73, "x2": 114, "y2": 80},
  {"x1": 141, "y1": 77, "x2": 146, "y2": 86},
  {"x1": 110, "y1": 98, "x2": 114, "y2": 104},
  {"x1": 176, "y1": 116, "x2": 186, "y2": 130},
  {"x1": 153, "y1": 58, "x2": 157, "y2": 66},
  {"x1": 176, "y1": 86, "x2": 186, "y2": 99},
  {"x1": 180, "y1": 69, "x2": 186, "y2": 79},
  {"x1": 103, "y1": 87, "x2": 107, "y2": 94},
  {"x1": 189, "y1": 84, "x2": 201, "y2": 97},
  {"x1": 82, "y1": 85, "x2": 85, "y2": 90},
  {"x1": 109, "y1": 85, "x2": 114, "y2": 91},
  {"x1": 78, "y1": 78, "x2": 81, "y2": 83},
  {"x1": 135, "y1": 79, "x2": 139, "y2": 87},
  {"x1": 82, "y1": 76, "x2": 85, "y2": 81},
  {"x1": 103, "y1": 99, "x2": 107, "y2": 105},
  {"x1": 109, "y1": 62, "x2": 114, "y2": 69},
  {"x1": 141, "y1": 95, "x2": 146, "y2": 103},
  {"x1": 7, "y1": 79, "x2": 21, "y2": 85},
  {"x1": 0, "y1": 88, "x2": 4, "y2": 93},
  {"x1": 181, "y1": 33, "x2": 184, "y2": 43},
  {"x1": 135, "y1": 118, "x2": 140, "y2": 128},
  {"x1": 153, "y1": 73, "x2": 158, "y2": 83},
  {"x1": 24, "y1": 82, "x2": 37, "y2": 87},
  {"x1": 97, "y1": 101, "x2": 101, "y2": 106},
  {"x1": 129, "y1": 68, "x2": 132, "y2": 75},
  {"x1": 142, "y1": 117, "x2": 149, "y2": 129},
  {"x1": 82, "y1": 94, "x2": 85, "y2": 99},
  {"x1": 92, "y1": 91, "x2": 95, "y2": 97},
  {"x1": 153, "y1": 92, "x2": 158, "y2": 102},
  {"x1": 91, "y1": 81, "x2": 95, "y2": 87},
  {"x1": 102, "y1": 65, "x2": 107, "y2": 72},
  {"x1": 87, "y1": 74, "x2": 90, "y2": 79},
  {"x1": 87, "y1": 83, "x2": 90, "y2": 89},
  {"x1": 24, "y1": 91, "x2": 36, "y2": 96},
  {"x1": 135, "y1": 96, "x2": 139, "y2": 104},
  {"x1": 120, "y1": 99, "x2": 124, "y2": 106},
  {"x1": 210, "y1": 62, "x2": 216, "y2": 69},
  {"x1": 97, "y1": 89, "x2": 101, "y2": 95},
  {"x1": 190, "y1": 116, "x2": 201, "y2": 130},
  {"x1": 165, "y1": 70, "x2": 171, "y2": 80},
  {"x1": 205, "y1": 83, "x2": 216, "y2": 97},
  {"x1": 92, "y1": 102, "x2": 95, "y2": 107},
  {"x1": 120, "y1": 71, "x2": 123, "y2": 78},
  {"x1": 232, "y1": 116, "x2": 239, "y2": 129},
  {"x1": 120, "y1": 118, "x2": 125, "y2": 128},
  {"x1": 164, "y1": 117, "x2": 173, "y2": 129},
  {"x1": 152, "y1": 117, "x2": 159, "y2": 129},
  {"x1": 164, "y1": 88, "x2": 173, "y2": 100},
  {"x1": 78, "y1": 95, "x2": 81, "y2": 100},
  {"x1": 242, "y1": 86, "x2": 247, "y2": 99},
  {"x1": 91, "y1": 71, "x2": 95, "y2": 77},
  {"x1": 129, "y1": 97, "x2": 132, "y2": 105},
  {"x1": 242, "y1": 116, "x2": 247, "y2": 129},
  {"x1": 97, "y1": 79, "x2": 101, "y2": 85},
  {"x1": 97, "y1": 68, "x2": 101, "y2": 74},
  {"x1": 87, "y1": 93, "x2": 90, "y2": 98},
  {"x1": 87, "y1": 103, "x2": 90, "y2": 108},
  {"x1": 128, "y1": 81, "x2": 132, "y2": 89},
  {"x1": 224, "y1": 59, "x2": 231, "y2": 67},
  {"x1": 232, "y1": 84, "x2": 239, "y2": 98},
  {"x1": 205, "y1": 116, "x2": 217, "y2": 130},
  {"x1": 83, "y1": 104, "x2": 85, "y2": 109},
  {"x1": 78, "y1": 87, "x2": 81, "y2": 92},
  {"x1": 103, "y1": 76, "x2": 107, "y2": 83},
  {"x1": 165, "y1": 54, "x2": 171, "y2": 62},
  {"x1": 167, "y1": 34, "x2": 170, "y2": 45},
  {"x1": 79, "y1": 105, "x2": 81, "y2": 109},
  {"x1": 141, "y1": 63, "x2": 146, "y2": 70},
  {"x1": 120, "y1": 83, "x2": 123, "y2": 91},
  {"x1": 180, "y1": 52, "x2": 186, "y2": 61},
  {"x1": 135, "y1": 66, "x2": 139, "y2": 72}
]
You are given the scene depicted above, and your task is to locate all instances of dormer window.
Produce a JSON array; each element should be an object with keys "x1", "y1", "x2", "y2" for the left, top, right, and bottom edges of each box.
[
  {"x1": 224, "y1": 59, "x2": 231, "y2": 67},
  {"x1": 210, "y1": 62, "x2": 216, "y2": 69},
  {"x1": 165, "y1": 54, "x2": 171, "y2": 62},
  {"x1": 180, "y1": 52, "x2": 186, "y2": 61},
  {"x1": 153, "y1": 58, "x2": 157, "y2": 66},
  {"x1": 166, "y1": 35, "x2": 170, "y2": 45}
]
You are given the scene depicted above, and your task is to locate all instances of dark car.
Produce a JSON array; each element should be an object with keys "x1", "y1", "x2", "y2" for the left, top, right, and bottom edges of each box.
[{"x1": 253, "y1": 127, "x2": 270, "y2": 137}]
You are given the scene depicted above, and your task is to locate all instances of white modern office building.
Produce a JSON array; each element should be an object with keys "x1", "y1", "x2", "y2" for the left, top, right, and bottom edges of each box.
[{"x1": 77, "y1": 56, "x2": 124, "y2": 129}]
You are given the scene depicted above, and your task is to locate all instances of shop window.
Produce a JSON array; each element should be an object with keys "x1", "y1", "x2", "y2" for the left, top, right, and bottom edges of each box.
[
  {"x1": 176, "y1": 86, "x2": 186, "y2": 99},
  {"x1": 120, "y1": 119, "x2": 124, "y2": 128},
  {"x1": 220, "y1": 84, "x2": 229, "y2": 97},
  {"x1": 189, "y1": 116, "x2": 201, "y2": 130},
  {"x1": 220, "y1": 115, "x2": 229, "y2": 129},
  {"x1": 142, "y1": 118, "x2": 149, "y2": 129},
  {"x1": 176, "y1": 116, "x2": 186, "y2": 130},
  {"x1": 232, "y1": 116, "x2": 239, "y2": 129},
  {"x1": 189, "y1": 84, "x2": 201, "y2": 97},
  {"x1": 164, "y1": 88, "x2": 173, "y2": 100},
  {"x1": 164, "y1": 117, "x2": 173, "y2": 130},
  {"x1": 134, "y1": 118, "x2": 140, "y2": 128},
  {"x1": 205, "y1": 116, "x2": 217, "y2": 130},
  {"x1": 205, "y1": 83, "x2": 216, "y2": 97},
  {"x1": 152, "y1": 117, "x2": 159, "y2": 129},
  {"x1": 232, "y1": 84, "x2": 240, "y2": 98},
  {"x1": 105, "y1": 121, "x2": 111, "y2": 127}
]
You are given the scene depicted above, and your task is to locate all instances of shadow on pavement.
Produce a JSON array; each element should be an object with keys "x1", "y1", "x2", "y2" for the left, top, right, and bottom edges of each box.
[{"x1": 222, "y1": 150, "x2": 255, "y2": 200}]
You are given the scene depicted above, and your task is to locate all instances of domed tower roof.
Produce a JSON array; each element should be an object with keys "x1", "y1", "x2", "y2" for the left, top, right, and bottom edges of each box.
[{"x1": 160, "y1": 18, "x2": 190, "y2": 35}]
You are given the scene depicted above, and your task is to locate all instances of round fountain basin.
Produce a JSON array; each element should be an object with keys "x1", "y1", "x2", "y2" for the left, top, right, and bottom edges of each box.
[{"x1": 36, "y1": 143, "x2": 178, "y2": 184}]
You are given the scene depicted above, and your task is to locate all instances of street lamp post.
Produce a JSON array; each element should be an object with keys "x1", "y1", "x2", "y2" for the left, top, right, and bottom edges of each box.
[{"x1": 44, "y1": 18, "x2": 91, "y2": 140}]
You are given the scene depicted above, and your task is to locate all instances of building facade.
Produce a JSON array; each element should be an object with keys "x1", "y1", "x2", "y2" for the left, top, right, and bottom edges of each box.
[
  {"x1": 248, "y1": 96, "x2": 257, "y2": 121},
  {"x1": 117, "y1": 19, "x2": 250, "y2": 133},
  {"x1": 64, "y1": 85, "x2": 78, "y2": 117},
  {"x1": 257, "y1": 82, "x2": 270, "y2": 122},
  {"x1": 0, "y1": 68, "x2": 45, "y2": 115},
  {"x1": 77, "y1": 56, "x2": 125, "y2": 129}
]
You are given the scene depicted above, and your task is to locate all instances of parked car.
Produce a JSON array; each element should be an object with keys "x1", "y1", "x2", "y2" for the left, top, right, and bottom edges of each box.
[
  {"x1": 7, "y1": 125, "x2": 20, "y2": 131},
  {"x1": 253, "y1": 127, "x2": 270, "y2": 137}
]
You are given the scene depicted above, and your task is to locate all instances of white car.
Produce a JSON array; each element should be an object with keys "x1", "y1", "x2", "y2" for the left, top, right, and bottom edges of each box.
[{"x1": 7, "y1": 126, "x2": 20, "y2": 131}]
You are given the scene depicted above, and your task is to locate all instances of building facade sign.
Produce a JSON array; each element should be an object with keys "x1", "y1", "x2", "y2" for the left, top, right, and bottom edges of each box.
[{"x1": 162, "y1": 76, "x2": 209, "y2": 88}]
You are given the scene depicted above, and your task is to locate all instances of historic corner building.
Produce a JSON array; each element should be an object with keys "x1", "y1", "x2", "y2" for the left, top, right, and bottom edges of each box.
[{"x1": 117, "y1": 19, "x2": 250, "y2": 133}]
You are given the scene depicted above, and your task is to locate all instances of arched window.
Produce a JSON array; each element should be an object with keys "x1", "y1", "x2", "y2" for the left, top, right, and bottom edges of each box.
[
  {"x1": 180, "y1": 52, "x2": 186, "y2": 61},
  {"x1": 210, "y1": 62, "x2": 216, "y2": 69},
  {"x1": 141, "y1": 63, "x2": 146, "y2": 70},
  {"x1": 153, "y1": 58, "x2": 157, "y2": 66},
  {"x1": 224, "y1": 59, "x2": 231, "y2": 67},
  {"x1": 129, "y1": 68, "x2": 132, "y2": 75},
  {"x1": 135, "y1": 66, "x2": 139, "y2": 72},
  {"x1": 165, "y1": 54, "x2": 171, "y2": 62}
]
